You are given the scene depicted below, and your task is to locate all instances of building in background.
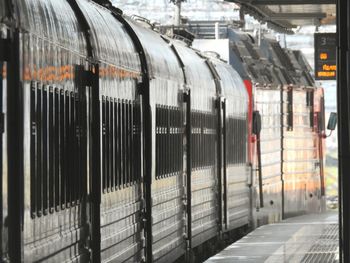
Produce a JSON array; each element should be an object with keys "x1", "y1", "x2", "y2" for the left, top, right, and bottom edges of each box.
[{"x1": 112, "y1": 0, "x2": 240, "y2": 24}]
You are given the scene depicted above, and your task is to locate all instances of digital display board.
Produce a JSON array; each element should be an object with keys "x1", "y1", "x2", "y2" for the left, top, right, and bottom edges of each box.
[{"x1": 314, "y1": 33, "x2": 337, "y2": 80}]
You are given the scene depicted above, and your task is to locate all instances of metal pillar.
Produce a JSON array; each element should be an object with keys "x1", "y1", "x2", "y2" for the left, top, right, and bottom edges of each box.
[
  {"x1": 239, "y1": 7, "x2": 246, "y2": 29},
  {"x1": 215, "y1": 22, "x2": 220, "y2": 39},
  {"x1": 171, "y1": 0, "x2": 185, "y2": 26},
  {"x1": 175, "y1": 1, "x2": 181, "y2": 26},
  {"x1": 337, "y1": 0, "x2": 349, "y2": 262}
]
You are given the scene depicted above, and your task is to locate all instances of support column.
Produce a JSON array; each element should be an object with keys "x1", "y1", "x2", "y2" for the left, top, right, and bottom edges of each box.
[{"x1": 337, "y1": 0, "x2": 349, "y2": 262}]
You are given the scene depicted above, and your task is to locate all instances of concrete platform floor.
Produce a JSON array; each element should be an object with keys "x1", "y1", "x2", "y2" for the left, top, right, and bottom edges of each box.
[{"x1": 206, "y1": 211, "x2": 338, "y2": 263}]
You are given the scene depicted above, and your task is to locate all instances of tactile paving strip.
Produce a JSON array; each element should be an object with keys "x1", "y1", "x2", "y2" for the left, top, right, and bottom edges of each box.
[{"x1": 301, "y1": 224, "x2": 339, "y2": 263}]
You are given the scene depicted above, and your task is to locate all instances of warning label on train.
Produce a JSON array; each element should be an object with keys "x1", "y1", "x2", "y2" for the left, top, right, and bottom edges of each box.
[{"x1": 314, "y1": 33, "x2": 337, "y2": 80}]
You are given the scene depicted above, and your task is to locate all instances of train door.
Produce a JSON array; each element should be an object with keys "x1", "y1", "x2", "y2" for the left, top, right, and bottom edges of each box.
[
  {"x1": 216, "y1": 96, "x2": 227, "y2": 231},
  {"x1": 188, "y1": 96, "x2": 219, "y2": 251},
  {"x1": 282, "y1": 87, "x2": 322, "y2": 216},
  {"x1": 304, "y1": 88, "x2": 323, "y2": 213},
  {"x1": 283, "y1": 87, "x2": 308, "y2": 215},
  {"x1": 213, "y1": 62, "x2": 251, "y2": 234},
  {"x1": 254, "y1": 85, "x2": 283, "y2": 225}
]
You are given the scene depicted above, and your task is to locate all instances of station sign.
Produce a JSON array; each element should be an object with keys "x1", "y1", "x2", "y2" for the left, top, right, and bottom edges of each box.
[{"x1": 314, "y1": 33, "x2": 337, "y2": 80}]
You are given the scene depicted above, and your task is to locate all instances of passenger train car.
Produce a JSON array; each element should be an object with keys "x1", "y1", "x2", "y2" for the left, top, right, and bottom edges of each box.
[
  {"x1": 0, "y1": 0, "x2": 325, "y2": 262},
  {"x1": 193, "y1": 25, "x2": 326, "y2": 225}
]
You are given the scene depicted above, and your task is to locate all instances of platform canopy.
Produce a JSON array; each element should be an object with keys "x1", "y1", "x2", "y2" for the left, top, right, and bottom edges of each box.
[{"x1": 225, "y1": 0, "x2": 336, "y2": 33}]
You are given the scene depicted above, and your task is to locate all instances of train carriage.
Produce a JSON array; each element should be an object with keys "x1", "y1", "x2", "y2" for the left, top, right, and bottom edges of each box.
[
  {"x1": 261, "y1": 39, "x2": 326, "y2": 217},
  {"x1": 168, "y1": 41, "x2": 220, "y2": 250},
  {"x1": 210, "y1": 60, "x2": 250, "y2": 231},
  {"x1": 128, "y1": 18, "x2": 186, "y2": 262},
  {"x1": 75, "y1": 1, "x2": 144, "y2": 262},
  {"x1": 6, "y1": 0, "x2": 91, "y2": 261}
]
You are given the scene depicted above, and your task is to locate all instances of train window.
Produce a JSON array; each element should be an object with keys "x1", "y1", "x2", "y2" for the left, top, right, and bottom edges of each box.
[
  {"x1": 102, "y1": 98, "x2": 141, "y2": 191},
  {"x1": 241, "y1": 118, "x2": 247, "y2": 164},
  {"x1": 306, "y1": 90, "x2": 314, "y2": 128},
  {"x1": 102, "y1": 96, "x2": 106, "y2": 190},
  {"x1": 226, "y1": 117, "x2": 247, "y2": 165},
  {"x1": 30, "y1": 82, "x2": 86, "y2": 218},
  {"x1": 306, "y1": 91, "x2": 313, "y2": 106},
  {"x1": 155, "y1": 104, "x2": 183, "y2": 179},
  {"x1": 190, "y1": 110, "x2": 216, "y2": 170},
  {"x1": 226, "y1": 118, "x2": 235, "y2": 164},
  {"x1": 318, "y1": 97, "x2": 326, "y2": 132},
  {"x1": 287, "y1": 89, "x2": 293, "y2": 131}
]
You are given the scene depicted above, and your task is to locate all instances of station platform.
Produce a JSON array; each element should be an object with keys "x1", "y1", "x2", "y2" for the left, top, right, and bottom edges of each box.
[{"x1": 206, "y1": 211, "x2": 338, "y2": 263}]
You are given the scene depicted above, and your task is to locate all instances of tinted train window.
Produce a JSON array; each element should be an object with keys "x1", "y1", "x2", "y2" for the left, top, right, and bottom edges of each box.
[
  {"x1": 191, "y1": 111, "x2": 216, "y2": 170},
  {"x1": 101, "y1": 97, "x2": 141, "y2": 191},
  {"x1": 226, "y1": 117, "x2": 247, "y2": 165},
  {"x1": 30, "y1": 82, "x2": 87, "y2": 218},
  {"x1": 306, "y1": 90, "x2": 314, "y2": 128},
  {"x1": 287, "y1": 89, "x2": 293, "y2": 131},
  {"x1": 155, "y1": 105, "x2": 183, "y2": 179}
]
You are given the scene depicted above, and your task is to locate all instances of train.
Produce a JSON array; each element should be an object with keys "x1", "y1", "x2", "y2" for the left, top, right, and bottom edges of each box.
[
  {"x1": 192, "y1": 24, "x2": 327, "y2": 225},
  {"x1": 0, "y1": 0, "x2": 326, "y2": 262}
]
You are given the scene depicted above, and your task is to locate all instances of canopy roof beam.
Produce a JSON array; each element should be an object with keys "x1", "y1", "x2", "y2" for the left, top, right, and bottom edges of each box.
[
  {"x1": 245, "y1": 0, "x2": 335, "y2": 5},
  {"x1": 267, "y1": 12, "x2": 327, "y2": 20}
]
